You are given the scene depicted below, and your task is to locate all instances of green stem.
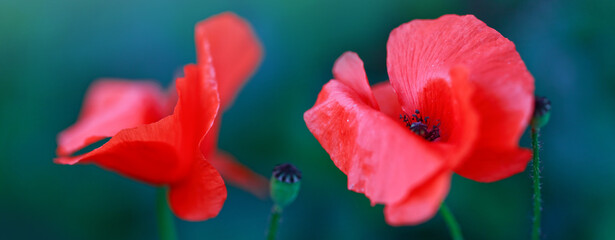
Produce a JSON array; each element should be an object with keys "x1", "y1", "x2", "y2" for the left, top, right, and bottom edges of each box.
[
  {"x1": 440, "y1": 203, "x2": 463, "y2": 240},
  {"x1": 266, "y1": 205, "x2": 282, "y2": 240},
  {"x1": 157, "y1": 187, "x2": 177, "y2": 240},
  {"x1": 531, "y1": 127, "x2": 542, "y2": 240}
]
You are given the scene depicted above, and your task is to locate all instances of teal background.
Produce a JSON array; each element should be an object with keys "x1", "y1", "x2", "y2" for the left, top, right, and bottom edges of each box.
[{"x1": 1, "y1": 0, "x2": 614, "y2": 239}]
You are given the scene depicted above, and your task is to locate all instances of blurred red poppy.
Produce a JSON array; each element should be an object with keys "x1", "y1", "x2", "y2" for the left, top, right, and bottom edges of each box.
[
  {"x1": 55, "y1": 12, "x2": 266, "y2": 221},
  {"x1": 304, "y1": 15, "x2": 534, "y2": 225}
]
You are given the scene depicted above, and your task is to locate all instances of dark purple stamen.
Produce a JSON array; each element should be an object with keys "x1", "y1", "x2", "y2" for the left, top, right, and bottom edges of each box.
[{"x1": 399, "y1": 110, "x2": 441, "y2": 142}]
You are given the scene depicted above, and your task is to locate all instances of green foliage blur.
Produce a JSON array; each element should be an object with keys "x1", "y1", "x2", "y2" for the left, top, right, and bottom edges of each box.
[{"x1": 1, "y1": 0, "x2": 614, "y2": 239}]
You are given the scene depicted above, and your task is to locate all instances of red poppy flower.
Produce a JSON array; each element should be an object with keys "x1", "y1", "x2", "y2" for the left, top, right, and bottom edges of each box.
[
  {"x1": 304, "y1": 14, "x2": 534, "y2": 225},
  {"x1": 55, "y1": 12, "x2": 266, "y2": 221}
]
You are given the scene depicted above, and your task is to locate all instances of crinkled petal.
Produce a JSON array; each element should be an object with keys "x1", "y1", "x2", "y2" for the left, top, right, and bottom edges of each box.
[
  {"x1": 209, "y1": 151, "x2": 269, "y2": 199},
  {"x1": 169, "y1": 155, "x2": 227, "y2": 221},
  {"x1": 195, "y1": 12, "x2": 263, "y2": 109},
  {"x1": 304, "y1": 80, "x2": 444, "y2": 204},
  {"x1": 384, "y1": 172, "x2": 452, "y2": 226},
  {"x1": 387, "y1": 14, "x2": 533, "y2": 179},
  {"x1": 332, "y1": 52, "x2": 378, "y2": 109},
  {"x1": 56, "y1": 80, "x2": 166, "y2": 157},
  {"x1": 387, "y1": 14, "x2": 533, "y2": 114}
]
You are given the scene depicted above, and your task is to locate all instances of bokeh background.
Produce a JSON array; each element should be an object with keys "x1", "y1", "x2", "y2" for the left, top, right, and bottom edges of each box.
[{"x1": 1, "y1": 0, "x2": 614, "y2": 239}]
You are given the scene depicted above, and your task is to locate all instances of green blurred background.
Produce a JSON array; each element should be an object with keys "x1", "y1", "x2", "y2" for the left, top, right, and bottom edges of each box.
[{"x1": 1, "y1": 0, "x2": 614, "y2": 239}]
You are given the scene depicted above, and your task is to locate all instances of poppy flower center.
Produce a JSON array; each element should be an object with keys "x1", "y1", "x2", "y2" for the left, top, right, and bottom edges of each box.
[{"x1": 400, "y1": 110, "x2": 441, "y2": 142}]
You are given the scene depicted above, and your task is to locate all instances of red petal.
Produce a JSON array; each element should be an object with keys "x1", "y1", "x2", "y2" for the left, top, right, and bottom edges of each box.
[
  {"x1": 443, "y1": 66, "x2": 479, "y2": 168},
  {"x1": 371, "y1": 81, "x2": 402, "y2": 119},
  {"x1": 455, "y1": 147, "x2": 532, "y2": 182},
  {"x1": 444, "y1": 68, "x2": 532, "y2": 178},
  {"x1": 55, "y1": 116, "x2": 183, "y2": 183},
  {"x1": 56, "y1": 80, "x2": 166, "y2": 157},
  {"x1": 384, "y1": 172, "x2": 451, "y2": 226},
  {"x1": 387, "y1": 15, "x2": 533, "y2": 179},
  {"x1": 304, "y1": 80, "x2": 445, "y2": 204},
  {"x1": 209, "y1": 151, "x2": 269, "y2": 199},
  {"x1": 55, "y1": 63, "x2": 220, "y2": 185},
  {"x1": 174, "y1": 63, "x2": 220, "y2": 147},
  {"x1": 455, "y1": 77, "x2": 533, "y2": 181},
  {"x1": 195, "y1": 12, "x2": 263, "y2": 109},
  {"x1": 332, "y1": 52, "x2": 378, "y2": 109},
  {"x1": 387, "y1": 14, "x2": 532, "y2": 113},
  {"x1": 169, "y1": 155, "x2": 227, "y2": 221}
]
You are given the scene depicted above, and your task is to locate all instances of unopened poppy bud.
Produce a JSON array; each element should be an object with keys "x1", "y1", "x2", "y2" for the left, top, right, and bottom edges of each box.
[
  {"x1": 270, "y1": 163, "x2": 302, "y2": 208},
  {"x1": 531, "y1": 96, "x2": 551, "y2": 128}
]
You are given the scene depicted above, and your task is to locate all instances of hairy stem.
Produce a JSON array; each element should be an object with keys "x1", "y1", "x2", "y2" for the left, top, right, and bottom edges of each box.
[{"x1": 531, "y1": 127, "x2": 542, "y2": 240}]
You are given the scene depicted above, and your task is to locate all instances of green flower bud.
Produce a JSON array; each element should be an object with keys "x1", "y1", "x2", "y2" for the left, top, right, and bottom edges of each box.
[
  {"x1": 270, "y1": 163, "x2": 301, "y2": 208},
  {"x1": 531, "y1": 96, "x2": 551, "y2": 128}
]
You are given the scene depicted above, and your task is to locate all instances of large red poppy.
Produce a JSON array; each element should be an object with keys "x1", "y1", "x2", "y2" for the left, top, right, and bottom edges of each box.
[
  {"x1": 304, "y1": 15, "x2": 534, "y2": 226},
  {"x1": 55, "y1": 12, "x2": 266, "y2": 221}
]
